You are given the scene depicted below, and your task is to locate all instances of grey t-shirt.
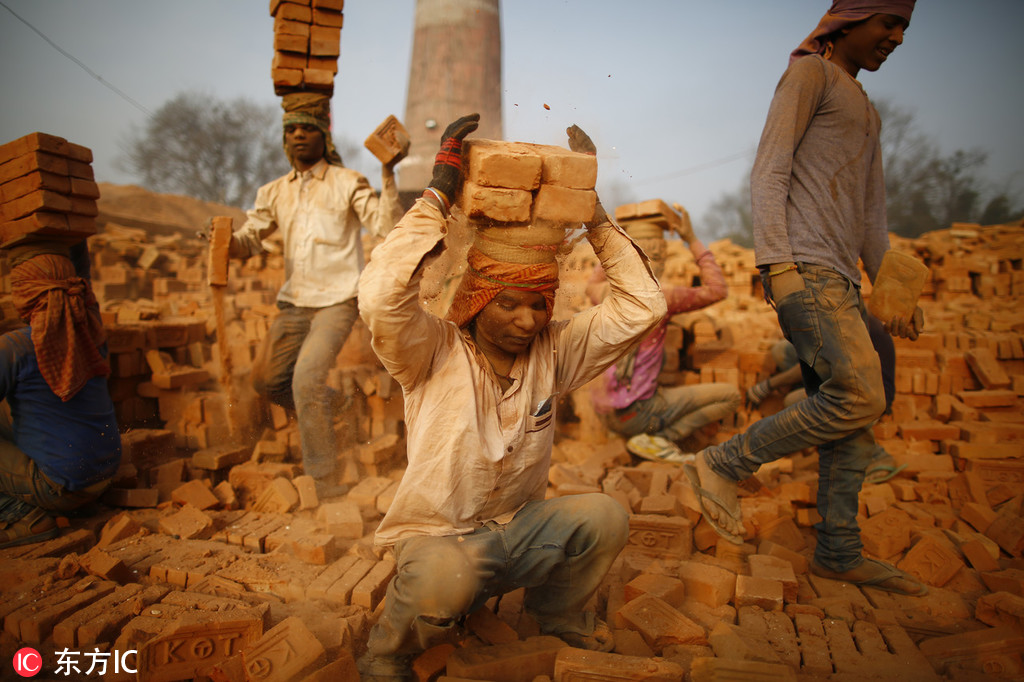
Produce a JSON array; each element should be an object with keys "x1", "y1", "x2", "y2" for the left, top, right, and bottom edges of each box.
[{"x1": 751, "y1": 54, "x2": 889, "y2": 284}]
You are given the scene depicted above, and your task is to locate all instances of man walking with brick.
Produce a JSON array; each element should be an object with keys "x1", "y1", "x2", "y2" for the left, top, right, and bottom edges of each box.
[
  {"x1": 0, "y1": 241, "x2": 121, "y2": 547},
  {"x1": 225, "y1": 93, "x2": 403, "y2": 499},
  {"x1": 587, "y1": 203, "x2": 739, "y2": 461},
  {"x1": 684, "y1": 0, "x2": 928, "y2": 596},
  {"x1": 355, "y1": 115, "x2": 666, "y2": 680}
]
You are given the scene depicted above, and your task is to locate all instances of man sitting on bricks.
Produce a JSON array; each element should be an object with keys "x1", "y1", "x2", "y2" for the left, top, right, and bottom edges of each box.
[{"x1": 355, "y1": 114, "x2": 667, "y2": 680}]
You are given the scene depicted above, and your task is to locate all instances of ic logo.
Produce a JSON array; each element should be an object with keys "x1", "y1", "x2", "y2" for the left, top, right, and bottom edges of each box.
[{"x1": 13, "y1": 647, "x2": 42, "y2": 677}]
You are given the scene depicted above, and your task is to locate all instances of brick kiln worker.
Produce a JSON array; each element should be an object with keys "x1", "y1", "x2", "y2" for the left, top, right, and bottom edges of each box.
[
  {"x1": 684, "y1": 0, "x2": 928, "y2": 595},
  {"x1": 356, "y1": 115, "x2": 666, "y2": 680},
  {"x1": 0, "y1": 242, "x2": 121, "y2": 548},
  {"x1": 225, "y1": 93, "x2": 403, "y2": 499}
]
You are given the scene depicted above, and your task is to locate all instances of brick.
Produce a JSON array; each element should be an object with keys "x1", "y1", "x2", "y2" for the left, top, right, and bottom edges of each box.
[
  {"x1": 50, "y1": 582, "x2": 143, "y2": 647},
  {"x1": 965, "y1": 346, "x2": 1012, "y2": 389},
  {"x1": 734, "y1": 574, "x2": 784, "y2": 611},
  {"x1": 308, "y1": 23, "x2": 340, "y2": 56},
  {"x1": 6, "y1": 577, "x2": 117, "y2": 643},
  {"x1": 97, "y1": 512, "x2": 143, "y2": 549},
  {"x1": 754, "y1": 516, "x2": 806, "y2": 553},
  {"x1": 78, "y1": 584, "x2": 171, "y2": 647},
  {"x1": 80, "y1": 546, "x2": 132, "y2": 583},
  {"x1": 351, "y1": 558, "x2": 396, "y2": 610},
  {"x1": 623, "y1": 573, "x2": 686, "y2": 609},
  {"x1": 252, "y1": 477, "x2": 300, "y2": 513},
  {"x1": 867, "y1": 250, "x2": 929, "y2": 322},
  {"x1": 676, "y1": 560, "x2": 737, "y2": 609},
  {"x1": 105, "y1": 487, "x2": 160, "y2": 508},
  {"x1": 626, "y1": 514, "x2": 692, "y2": 559},
  {"x1": 466, "y1": 606, "x2": 520, "y2": 645},
  {"x1": 363, "y1": 115, "x2": 410, "y2": 166},
  {"x1": 956, "y1": 388, "x2": 1017, "y2": 408},
  {"x1": 460, "y1": 181, "x2": 532, "y2": 223},
  {"x1": 312, "y1": 7, "x2": 343, "y2": 27},
  {"x1": 756, "y1": 540, "x2": 809, "y2": 576},
  {"x1": 240, "y1": 616, "x2": 325, "y2": 681},
  {"x1": 171, "y1": 479, "x2": 220, "y2": 510},
  {"x1": 0, "y1": 131, "x2": 74, "y2": 160},
  {"x1": 445, "y1": 636, "x2": 566, "y2": 681},
  {"x1": 465, "y1": 139, "x2": 542, "y2": 190},
  {"x1": 274, "y1": 1, "x2": 312, "y2": 22},
  {"x1": 553, "y1": 647, "x2": 685, "y2": 680},
  {"x1": 918, "y1": 625, "x2": 1024, "y2": 677},
  {"x1": 140, "y1": 615, "x2": 265, "y2": 682},
  {"x1": 0, "y1": 149, "x2": 69, "y2": 183},
  {"x1": 325, "y1": 558, "x2": 375, "y2": 606},
  {"x1": 859, "y1": 507, "x2": 913, "y2": 559},
  {"x1": 960, "y1": 501, "x2": 998, "y2": 533},
  {"x1": 613, "y1": 199, "x2": 682, "y2": 232},
  {"x1": 690, "y1": 656, "x2": 797, "y2": 682},
  {"x1": 535, "y1": 144, "x2": 598, "y2": 189},
  {"x1": 531, "y1": 184, "x2": 596, "y2": 224},
  {"x1": 748, "y1": 555, "x2": 798, "y2": 602},
  {"x1": 158, "y1": 503, "x2": 214, "y2": 540},
  {"x1": 617, "y1": 593, "x2": 706, "y2": 650},
  {"x1": 736, "y1": 608, "x2": 801, "y2": 669},
  {"x1": 317, "y1": 499, "x2": 363, "y2": 538},
  {"x1": 348, "y1": 475, "x2": 395, "y2": 509},
  {"x1": 960, "y1": 538, "x2": 1001, "y2": 572},
  {"x1": 413, "y1": 644, "x2": 457, "y2": 682},
  {"x1": 976, "y1": 592, "x2": 1024, "y2": 630},
  {"x1": 897, "y1": 535, "x2": 964, "y2": 587},
  {"x1": 986, "y1": 513, "x2": 1024, "y2": 557},
  {"x1": 0, "y1": 169, "x2": 71, "y2": 203},
  {"x1": 980, "y1": 568, "x2": 1024, "y2": 595}
]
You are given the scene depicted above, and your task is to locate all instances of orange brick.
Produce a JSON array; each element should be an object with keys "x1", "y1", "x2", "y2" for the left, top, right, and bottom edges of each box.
[
  {"x1": 171, "y1": 479, "x2": 220, "y2": 510},
  {"x1": 466, "y1": 606, "x2": 520, "y2": 645},
  {"x1": 734, "y1": 574, "x2": 784, "y2": 611},
  {"x1": 363, "y1": 115, "x2": 410, "y2": 166},
  {"x1": 446, "y1": 636, "x2": 566, "y2": 681},
  {"x1": 897, "y1": 535, "x2": 964, "y2": 587},
  {"x1": 617, "y1": 593, "x2": 706, "y2": 651},
  {"x1": 623, "y1": 573, "x2": 687, "y2": 609},
  {"x1": 554, "y1": 647, "x2": 684, "y2": 680},
  {"x1": 677, "y1": 560, "x2": 736, "y2": 608},
  {"x1": 464, "y1": 139, "x2": 542, "y2": 190},
  {"x1": 460, "y1": 181, "x2": 532, "y2": 223},
  {"x1": 531, "y1": 184, "x2": 596, "y2": 224},
  {"x1": 241, "y1": 616, "x2": 325, "y2": 682},
  {"x1": 535, "y1": 144, "x2": 598, "y2": 189},
  {"x1": 748, "y1": 554, "x2": 798, "y2": 603}
]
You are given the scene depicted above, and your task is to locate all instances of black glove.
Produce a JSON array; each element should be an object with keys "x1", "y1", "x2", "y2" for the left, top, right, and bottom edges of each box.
[
  {"x1": 429, "y1": 113, "x2": 480, "y2": 204},
  {"x1": 566, "y1": 124, "x2": 596, "y2": 155}
]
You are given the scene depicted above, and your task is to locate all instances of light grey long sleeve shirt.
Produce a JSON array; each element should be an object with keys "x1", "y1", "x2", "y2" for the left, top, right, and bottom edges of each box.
[{"x1": 751, "y1": 54, "x2": 889, "y2": 284}]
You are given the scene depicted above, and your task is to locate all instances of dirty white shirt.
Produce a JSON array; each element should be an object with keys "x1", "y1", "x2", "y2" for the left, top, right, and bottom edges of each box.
[
  {"x1": 358, "y1": 199, "x2": 666, "y2": 546},
  {"x1": 233, "y1": 159, "x2": 401, "y2": 308}
]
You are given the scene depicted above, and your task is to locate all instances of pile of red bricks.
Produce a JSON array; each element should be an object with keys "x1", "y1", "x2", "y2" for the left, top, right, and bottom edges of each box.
[
  {"x1": 0, "y1": 180, "x2": 1022, "y2": 679},
  {"x1": 270, "y1": 0, "x2": 345, "y2": 96}
]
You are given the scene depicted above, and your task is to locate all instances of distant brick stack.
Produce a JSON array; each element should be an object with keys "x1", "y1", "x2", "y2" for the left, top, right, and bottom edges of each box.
[
  {"x1": 460, "y1": 139, "x2": 598, "y2": 230},
  {"x1": 270, "y1": 0, "x2": 344, "y2": 96},
  {"x1": 0, "y1": 132, "x2": 99, "y2": 248},
  {"x1": 615, "y1": 198, "x2": 682, "y2": 235}
]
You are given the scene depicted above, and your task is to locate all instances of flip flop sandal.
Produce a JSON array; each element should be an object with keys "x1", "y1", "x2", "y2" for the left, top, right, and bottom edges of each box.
[
  {"x1": 865, "y1": 462, "x2": 908, "y2": 484},
  {"x1": 0, "y1": 506, "x2": 59, "y2": 549},
  {"x1": 626, "y1": 434, "x2": 693, "y2": 465},
  {"x1": 682, "y1": 462, "x2": 743, "y2": 545},
  {"x1": 812, "y1": 557, "x2": 928, "y2": 596}
]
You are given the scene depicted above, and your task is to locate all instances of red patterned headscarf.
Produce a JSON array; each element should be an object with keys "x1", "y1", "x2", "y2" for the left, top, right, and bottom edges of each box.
[
  {"x1": 10, "y1": 254, "x2": 110, "y2": 401},
  {"x1": 791, "y1": 0, "x2": 916, "y2": 64},
  {"x1": 445, "y1": 245, "x2": 560, "y2": 329}
]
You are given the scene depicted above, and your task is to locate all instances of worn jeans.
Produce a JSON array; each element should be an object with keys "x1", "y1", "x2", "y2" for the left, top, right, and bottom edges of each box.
[
  {"x1": 364, "y1": 493, "x2": 628, "y2": 659},
  {"x1": 606, "y1": 383, "x2": 742, "y2": 442},
  {"x1": 253, "y1": 299, "x2": 358, "y2": 482},
  {"x1": 0, "y1": 403, "x2": 108, "y2": 514},
  {"x1": 703, "y1": 264, "x2": 885, "y2": 572}
]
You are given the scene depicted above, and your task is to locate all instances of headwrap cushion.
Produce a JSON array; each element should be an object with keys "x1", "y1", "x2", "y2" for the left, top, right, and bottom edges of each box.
[
  {"x1": 10, "y1": 253, "x2": 110, "y2": 401},
  {"x1": 445, "y1": 245, "x2": 559, "y2": 329},
  {"x1": 791, "y1": 0, "x2": 916, "y2": 65}
]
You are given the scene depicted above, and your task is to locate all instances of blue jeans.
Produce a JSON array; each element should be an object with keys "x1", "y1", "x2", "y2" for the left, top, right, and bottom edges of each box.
[
  {"x1": 365, "y1": 493, "x2": 628, "y2": 658},
  {"x1": 606, "y1": 383, "x2": 742, "y2": 442},
  {"x1": 253, "y1": 299, "x2": 358, "y2": 482},
  {"x1": 703, "y1": 264, "x2": 885, "y2": 572}
]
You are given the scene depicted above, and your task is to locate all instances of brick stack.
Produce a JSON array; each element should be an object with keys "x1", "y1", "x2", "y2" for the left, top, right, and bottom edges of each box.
[
  {"x1": 460, "y1": 139, "x2": 598, "y2": 232},
  {"x1": 270, "y1": 0, "x2": 344, "y2": 96},
  {"x1": 0, "y1": 132, "x2": 99, "y2": 248}
]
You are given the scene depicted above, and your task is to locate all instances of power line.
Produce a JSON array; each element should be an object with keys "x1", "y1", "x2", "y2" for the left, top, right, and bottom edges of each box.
[
  {"x1": 0, "y1": 0, "x2": 153, "y2": 118},
  {"x1": 635, "y1": 149, "x2": 754, "y2": 185}
]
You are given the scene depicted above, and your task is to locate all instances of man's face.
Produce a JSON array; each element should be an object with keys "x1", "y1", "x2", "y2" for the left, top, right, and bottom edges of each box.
[
  {"x1": 474, "y1": 289, "x2": 550, "y2": 359},
  {"x1": 284, "y1": 123, "x2": 326, "y2": 168},
  {"x1": 834, "y1": 13, "x2": 907, "y2": 75}
]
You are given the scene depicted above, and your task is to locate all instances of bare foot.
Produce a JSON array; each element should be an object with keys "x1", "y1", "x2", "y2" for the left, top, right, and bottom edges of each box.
[{"x1": 695, "y1": 450, "x2": 743, "y2": 538}]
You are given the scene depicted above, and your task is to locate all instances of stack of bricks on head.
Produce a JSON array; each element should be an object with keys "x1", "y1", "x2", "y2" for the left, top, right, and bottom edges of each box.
[
  {"x1": 459, "y1": 138, "x2": 598, "y2": 259},
  {"x1": 0, "y1": 131, "x2": 98, "y2": 264},
  {"x1": 270, "y1": 0, "x2": 345, "y2": 96}
]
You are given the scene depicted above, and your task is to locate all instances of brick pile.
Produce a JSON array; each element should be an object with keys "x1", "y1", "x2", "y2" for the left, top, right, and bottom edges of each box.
[
  {"x1": 0, "y1": 180, "x2": 1022, "y2": 679},
  {"x1": 0, "y1": 132, "x2": 99, "y2": 248},
  {"x1": 270, "y1": 0, "x2": 345, "y2": 96}
]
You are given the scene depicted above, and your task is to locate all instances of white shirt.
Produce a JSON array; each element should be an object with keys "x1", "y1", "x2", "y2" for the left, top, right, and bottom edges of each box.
[{"x1": 233, "y1": 159, "x2": 401, "y2": 307}]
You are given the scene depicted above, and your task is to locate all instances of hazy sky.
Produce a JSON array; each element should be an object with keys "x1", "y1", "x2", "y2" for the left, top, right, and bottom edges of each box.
[{"x1": 1, "y1": 0, "x2": 1022, "y2": 225}]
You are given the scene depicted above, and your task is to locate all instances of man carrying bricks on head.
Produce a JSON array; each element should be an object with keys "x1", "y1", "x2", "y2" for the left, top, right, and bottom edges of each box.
[
  {"x1": 587, "y1": 204, "x2": 740, "y2": 463},
  {"x1": 355, "y1": 114, "x2": 666, "y2": 680},
  {"x1": 683, "y1": 0, "x2": 928, "y2": 595},
  {"x1": 224, "y1": 93, "x2": 403, "y2": 500},
  {"x1": 0, "y1": 241, "x2": 121, "y2": 547}
]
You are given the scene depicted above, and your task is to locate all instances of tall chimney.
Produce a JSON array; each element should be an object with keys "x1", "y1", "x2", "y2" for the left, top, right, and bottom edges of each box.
[{"x1": 399, "y1": 0, "x2": 503, "y2": 193}]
